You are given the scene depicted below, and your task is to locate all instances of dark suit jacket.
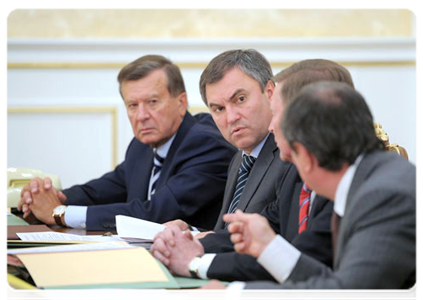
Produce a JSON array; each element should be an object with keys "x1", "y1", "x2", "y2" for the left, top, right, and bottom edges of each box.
[
  {"x1": 63, "y1": 112, "x2": 237, "y2": 230},
  {"x1": 205, "y1": 165, "x2": 333, "y2": 282},
  {"x1": 246, "y1": 151, "x2": 416, "y2": 289},
  {"x1": 213, "y1": 134, "x2": 291, "y2": 231}
]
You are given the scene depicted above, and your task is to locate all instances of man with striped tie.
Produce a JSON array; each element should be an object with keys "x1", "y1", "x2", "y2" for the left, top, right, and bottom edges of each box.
[
  {"x1": 162, "y1": 49, "x2": 291, "y2": 235},
  {"x1": 151, "y1": 55, "x2": 348, "y2": 281},
  {"x1": 18, "y1": 55, "x2": 237, "y2": 231}
]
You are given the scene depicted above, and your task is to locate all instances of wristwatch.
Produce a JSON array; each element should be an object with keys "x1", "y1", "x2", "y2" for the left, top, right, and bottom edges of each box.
[
  {"x1": 188, "y1": 255, "x2": 203, "y2": 278},
  {"x1": 52, "y1": 205, "x2": 67, "y2": 226}
]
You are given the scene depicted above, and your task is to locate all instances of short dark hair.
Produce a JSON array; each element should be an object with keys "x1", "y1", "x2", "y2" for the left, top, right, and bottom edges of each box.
[
  {"x1": 273, "y1": 59, "x2": 354, "y2": 104},
  {"x1": 117, "y1": 54, "x2": 186, "y2": 97},
  {"x1": 282, "y1": 81, "x2": 385, "y2": 171},
  {"x1": 199, "y1": 49, "x2": 273, "y2": 105}
]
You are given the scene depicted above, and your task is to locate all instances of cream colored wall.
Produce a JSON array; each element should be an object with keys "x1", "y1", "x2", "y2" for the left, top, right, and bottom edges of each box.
[
  {"x1": 7, "y1": 9, "x2": 417, "y2": 187},
  {"x1": 8, "y1": 9, "x2": 414, "y2": 38}
]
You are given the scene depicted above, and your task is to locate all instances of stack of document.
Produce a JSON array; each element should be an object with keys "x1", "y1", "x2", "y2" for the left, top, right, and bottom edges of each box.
[
  {"x1": 8, "y1": 227, "x2": 123, "y2": 249},
  {"x1": 7, "y1": 215, "x2": 212, "y2": 289},
  {"x1": 8, "y1": 242, "x2": 178, "y2": 289}
]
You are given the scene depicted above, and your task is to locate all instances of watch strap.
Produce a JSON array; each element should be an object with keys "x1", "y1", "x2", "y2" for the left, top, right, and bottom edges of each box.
[
  {"x1": 189, "y1": 254, "x2": 204, "y2": 278},
  {"x1": 52, "y1": 206, "x2": 66, "y2": 226},
  {"x1": 189, "y1": 268, "x2": 198, "y2": 279},
  {"x1": 54, "y1": 213, "x2": 64, "y2": 226}
]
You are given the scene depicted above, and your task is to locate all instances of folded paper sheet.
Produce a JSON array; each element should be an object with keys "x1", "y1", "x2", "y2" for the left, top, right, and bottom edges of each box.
[
  {"x1": 116, "y1": 215, "x2": 165, "y2": 241},
  {"x1": 17, "y1": 247, "x2": 168, "y2": 288}
]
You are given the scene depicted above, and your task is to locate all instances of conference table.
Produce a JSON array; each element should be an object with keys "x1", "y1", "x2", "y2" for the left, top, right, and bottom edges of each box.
[{"x1": 5, "y1": 213, "x2": 197, "y2": 300}]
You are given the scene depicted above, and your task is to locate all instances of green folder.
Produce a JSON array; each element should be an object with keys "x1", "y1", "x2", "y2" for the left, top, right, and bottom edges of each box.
[{"x1": 7, "y1": 214, "x2": 29, "y2": 226}]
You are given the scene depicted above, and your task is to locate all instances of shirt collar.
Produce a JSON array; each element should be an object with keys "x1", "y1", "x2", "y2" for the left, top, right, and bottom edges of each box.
[
  {"x1": 334, "y1": 154, "x2": 364, "y2": 217},
  {"x1": 242, "y1": 133, "x2": 270, "y2": 159},
  {"x1": 154, "y1": 133, "x2": 177, "y2": 159}
]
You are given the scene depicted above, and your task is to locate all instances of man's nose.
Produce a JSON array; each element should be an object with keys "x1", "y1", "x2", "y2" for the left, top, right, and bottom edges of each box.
[
  {"x1": 136, "y1": 104, "x2": 150, "y2": 121},
  {"x1": 227, "y1": 106, "x2": 241, "y2": 125}
]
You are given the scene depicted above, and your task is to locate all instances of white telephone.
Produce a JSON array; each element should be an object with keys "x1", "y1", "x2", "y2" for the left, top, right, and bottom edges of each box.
[{"x1": 7, "y1": 168, "x2": 62, "y2": 208}]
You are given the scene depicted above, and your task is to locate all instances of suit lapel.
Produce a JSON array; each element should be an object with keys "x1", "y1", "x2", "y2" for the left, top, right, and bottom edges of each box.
[
  {"x1": 154, "y1": 112, "x2": 195, "y2": 189},
  {"x1": 335, "y1": 153, "x2": 374, "y2": 267},
  {"x1": 284, "y1": 180, "x2": 303, "y2": 241},
  {"x1": 214, "y1": 152, "x2": 242, "y2": 229},
  {"x1": 133, "y1": 145, "x2": 154, "y2": 201},
  {"x1": 221, "y1": 153, "x2": 243, "y2": 213},
  {"x1": 307, "y1": 195, "x2": 325, "y2": 226},
  {"x1": 236, "y1": 135, "x2": 277, "y2": 212}
]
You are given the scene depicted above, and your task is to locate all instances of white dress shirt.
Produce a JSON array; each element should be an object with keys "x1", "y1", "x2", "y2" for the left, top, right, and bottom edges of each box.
[
  {"x1": 64, "y1": 134, "x2": 177, "y2": 229},
  {"x1": 225, "y1": 155, "x2": 363, "y2": 300}
]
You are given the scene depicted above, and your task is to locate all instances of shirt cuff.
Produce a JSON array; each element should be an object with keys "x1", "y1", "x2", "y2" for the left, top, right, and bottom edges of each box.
[
  {"x1": 224, "y1": 281, "x2": 245, "y2": 300},
  {"x1": 191, "y1": 230, "x2": 201, "y2": 237},
  {"x1": 64, "y1": 205, "x2": 87, "y2": 229},
  {"x1": 257, "y1": 234, "x2": 301, "y2": 283},
  {"x1": 197, "y1": 253, "x2": 216, "y2": 279}
]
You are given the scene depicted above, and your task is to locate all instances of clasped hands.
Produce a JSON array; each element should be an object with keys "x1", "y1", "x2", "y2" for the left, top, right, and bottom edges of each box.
[
  {"x1": 152, "y1": 209, "x2": 277, "y2": 284},
  {"x1": 151, "y1": 224, "x2": 205, "y2": 277},
  {"x1": 17, "y1": 177, "x2": 66, "y2": 225},
  {"x1": 157, "y1": 210, "x2": 276, "y2": 300}
]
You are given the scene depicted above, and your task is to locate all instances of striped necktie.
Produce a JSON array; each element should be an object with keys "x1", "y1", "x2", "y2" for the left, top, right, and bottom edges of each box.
[
  {"x1": 224, "y1": 155, "x2": 256, "y2": 228},
  {"x1": 150, "y1": 151, "x2": 165, "y2": 197},
  {"x1": 298, "y1": 183, "x2": 312, "y2": 234}
]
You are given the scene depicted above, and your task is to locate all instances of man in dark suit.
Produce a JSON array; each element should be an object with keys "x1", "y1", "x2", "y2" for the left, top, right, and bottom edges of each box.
[
  {"x1": 151, "y1": 58, "x2": 354, "y2": 281},
  {"x1": 199, "y1": 59, "x2": 355, "y2": 281},
  {"x1": 160, "y1": 49, "x2": 292, "y2": 237},
  {"x1": 17, "y1": 55, "x2": 237, "y2": 230},
  {"x1": 223, "y1": 81, "x2": 415, "y2": 289},
  {"x1": 151, "y1": 49, "x2": 295, "y2": 275}
]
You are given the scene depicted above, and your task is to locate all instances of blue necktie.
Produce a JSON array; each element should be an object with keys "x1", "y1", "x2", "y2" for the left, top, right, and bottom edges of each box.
[
  {"x1": 225, "y1": 155, "x2": 256, "y2": 228},
  {"x1": 150, "y1": 151, "x2": 165, "y2": 197}
]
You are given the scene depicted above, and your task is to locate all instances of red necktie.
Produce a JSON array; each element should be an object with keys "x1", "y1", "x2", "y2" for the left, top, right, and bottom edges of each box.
[{"x1": 298, "y1": 183, "x2": 311, "y2": 234}]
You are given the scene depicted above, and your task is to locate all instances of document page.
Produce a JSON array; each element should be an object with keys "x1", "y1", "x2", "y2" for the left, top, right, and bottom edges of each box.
[
  {"x1": 8, "y1": 241, "x2": 133, "y2": 255},
  {"x1": 116, "y1": 215, "x2": 165, "y2": 241},
  {"x1": 17, "y1": 231, "x2": 123, "y2": 243}
]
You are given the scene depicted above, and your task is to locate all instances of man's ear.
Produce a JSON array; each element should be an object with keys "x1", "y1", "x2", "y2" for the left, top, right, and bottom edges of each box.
[
  {"x1": 177, "y1": 92, "x2": 188, "y2": 115},
  {"x1": 265, "y1": 80, "x2": 275, "y2": 100}
]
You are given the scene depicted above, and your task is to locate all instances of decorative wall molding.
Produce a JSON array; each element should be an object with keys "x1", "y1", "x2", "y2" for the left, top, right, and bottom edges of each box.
[
  {"x1": 7, "y1": 106, "x2": 118, "y2": 168},
  {"x1": 7, "y1": 37, "x2": 416, "y2": 168},
  {"x1": 8, "y1": 37, "x2": 416, "y2": 66}
]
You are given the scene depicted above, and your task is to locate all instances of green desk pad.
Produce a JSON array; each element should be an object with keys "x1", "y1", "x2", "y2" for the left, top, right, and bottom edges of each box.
[
  {"x1": 7, "y1": 214, "x2": 29, "y2": 226},
  {"x1": 173, "y1": 276, "x2": 211, "y2": 288}
]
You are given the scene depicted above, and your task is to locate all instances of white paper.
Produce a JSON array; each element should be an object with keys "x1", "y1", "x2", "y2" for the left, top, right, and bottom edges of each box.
[
  {"x1": 116, "y1": 215, "x2": 165, "y2": 241},
  {"x1": 8, "y1": 241, "x2": 133, "y2": 255},
  {"x1": 16, "y1": 231, "x2": 123, "y2": 243},
  {"x1": 44, "y1": 289, "x2": 188, "y2": 300}
]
